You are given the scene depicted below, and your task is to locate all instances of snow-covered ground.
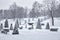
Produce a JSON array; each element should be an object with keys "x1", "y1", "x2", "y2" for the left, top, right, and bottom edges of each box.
[
  {"x1": 0, "y1": 29, "x2": 60, "y2": 40},
  {"x1": 0, "y1": 17, "x2": 60, "y2": 40}
]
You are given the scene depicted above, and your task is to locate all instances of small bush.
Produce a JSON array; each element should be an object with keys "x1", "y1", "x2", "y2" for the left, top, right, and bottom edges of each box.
[
  {"x1": 50, "y1": 28, "x2": 58, "y2": 32},
  {"x1": 19, "y1": 26, "x2": 23, "y2": 29}
]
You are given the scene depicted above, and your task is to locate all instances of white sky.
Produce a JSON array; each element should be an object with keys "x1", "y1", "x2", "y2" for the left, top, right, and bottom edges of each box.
[{"x1": 0, "y1": 0, "x2": 43, "y2": 9}]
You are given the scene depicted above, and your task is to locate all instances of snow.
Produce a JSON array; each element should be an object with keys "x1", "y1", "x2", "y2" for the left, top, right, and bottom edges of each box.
[
  {"x1": 0, "y1": 29, "x2": 60, "y2": 40},
  {"x1": 0, "y1": 17, "x2": 60, "y2": 40}
]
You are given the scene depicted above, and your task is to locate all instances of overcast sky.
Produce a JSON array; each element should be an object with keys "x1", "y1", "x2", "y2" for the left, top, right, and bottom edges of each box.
[{"x1": 0, "y1": 0, "x2": 43, "y2": 9}]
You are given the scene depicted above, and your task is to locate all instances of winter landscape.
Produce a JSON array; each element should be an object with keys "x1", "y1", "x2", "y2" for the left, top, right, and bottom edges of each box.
[{"x1": 0, "y1": 0, "x2": 60, "y2": 40}]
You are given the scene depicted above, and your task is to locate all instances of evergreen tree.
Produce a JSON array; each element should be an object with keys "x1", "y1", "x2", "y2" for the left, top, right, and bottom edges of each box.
[
  {"x1": 36, "y1": 19, "x2": 41, "y2": 29},
  {"x1": 0, "y1": 23, "x2": 3, "y2": 31},
  {"x1": 12, "y1": 25, "x2": 19, "y2": 34},
  {"x1": 46, "y1": 22, "x2": 50, "y2": 29},
  {"x1": 10, "y1": 24, "x2": 13, "y2": 30},
  {"x1": 15, "y1": 19, "x2": 19, "y2": 28},
  {"x1": 12, "y1": 19, "x2": 19, "y2": 34},
  {"x1": 3, "y1": 19, "x2": 9, "y2": 32},
  {"x1": 4, "y1": 19, "x2": 9, "y2": 28}
]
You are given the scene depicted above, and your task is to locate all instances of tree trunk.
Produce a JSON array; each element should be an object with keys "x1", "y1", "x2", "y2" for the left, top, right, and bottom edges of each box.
[
  {"x1": 52, "y1": 16, "x2": 54, "y2": 26},
  {"x1": 50, "y1": 11, "x2": 54, "y2": 26}
]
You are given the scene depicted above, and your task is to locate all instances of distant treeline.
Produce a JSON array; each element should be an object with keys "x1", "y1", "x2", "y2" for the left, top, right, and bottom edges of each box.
[{"x1": 0, "y1": 0, "x2": 60, "y2": 19}]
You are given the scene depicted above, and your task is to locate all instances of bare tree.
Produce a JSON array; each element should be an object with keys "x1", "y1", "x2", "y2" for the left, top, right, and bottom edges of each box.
[
  {"x1": 43, "y1": 0, "x2": 58, "y2": 26},
  {"x1": 9, "y1": 2, "x2": 17, "y2": 19},
  {"x1": 9, "y1": 2, "x2": 25, "y2": 18},
  {"x1": 29, "y1": 1, "x2": 42, "y2": 18}
]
